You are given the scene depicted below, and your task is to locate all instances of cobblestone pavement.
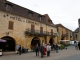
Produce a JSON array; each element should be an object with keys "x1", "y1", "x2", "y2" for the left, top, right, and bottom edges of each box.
[{"x1": 0, "y1": 46, "x2": 80, "y2": 60}]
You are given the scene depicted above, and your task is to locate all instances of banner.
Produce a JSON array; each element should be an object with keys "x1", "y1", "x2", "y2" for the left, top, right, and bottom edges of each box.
[{"x1": 57, "y1": 31, "x2": 60, "y2": 37}]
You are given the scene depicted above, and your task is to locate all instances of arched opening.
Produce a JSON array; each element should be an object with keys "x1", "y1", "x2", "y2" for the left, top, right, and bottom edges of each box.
[
  {"x1": 49, "y1": 38, "x2": 54, "y2": 45},
  {"x1": 49, "y1": 38, "x2": 54, "y2": 50},
  {"x1": 61, "y1": 36, "x2": 65, "y2": 40},
  {"x1": 31, "y1": 37, "x2": 40, "y2": 48},
  {"x1": 0, "y1": 36, "x2": 15, "y2": 51}
]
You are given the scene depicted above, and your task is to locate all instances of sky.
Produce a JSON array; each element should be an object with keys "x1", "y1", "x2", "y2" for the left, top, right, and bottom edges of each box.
[{"x1": 7, "y1": 0, "x2": 80, "y2": 31}]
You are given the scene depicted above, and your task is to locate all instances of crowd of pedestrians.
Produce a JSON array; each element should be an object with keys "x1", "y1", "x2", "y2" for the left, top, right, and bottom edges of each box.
[
  {"x1": 16, "y1": 44, "x2": 28, "y2": 55},
  {"x1": 34, "y1": 43, "x2": 59, "y2": 58},
  {"x1": 16, "y1": 44, "x2": 22, "y2": 55},
  {"x1": 16, "y1": 42, "x2": 79, "y2": 58}
]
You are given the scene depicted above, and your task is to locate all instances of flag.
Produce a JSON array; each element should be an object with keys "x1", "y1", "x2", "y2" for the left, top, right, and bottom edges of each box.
[{"x1": 57, "y1": 31, "x2": 60, "y2": 37}]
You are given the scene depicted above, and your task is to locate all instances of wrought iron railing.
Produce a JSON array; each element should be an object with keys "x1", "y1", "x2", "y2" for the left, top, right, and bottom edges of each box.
[
  {"x1": 25, "y1": 28, "x2": 57, "y2": 36},
  {"x1": 63, "y1": 33, "x2": 68, "y2": 37}
]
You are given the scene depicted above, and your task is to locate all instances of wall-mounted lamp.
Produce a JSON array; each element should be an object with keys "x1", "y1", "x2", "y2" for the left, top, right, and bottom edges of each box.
[{"x1": 6, "y1": 32, "x2": 9, "y2": 36}]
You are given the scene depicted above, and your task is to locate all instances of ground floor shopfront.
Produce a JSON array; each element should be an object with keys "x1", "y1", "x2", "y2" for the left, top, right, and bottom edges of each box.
[{"x1": 0, "y1": 34, "x2": 57, "y2": 52}]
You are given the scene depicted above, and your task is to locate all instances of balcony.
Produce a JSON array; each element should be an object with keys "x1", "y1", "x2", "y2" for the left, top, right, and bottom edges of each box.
[
  {"x1": 25, "y1": 28, "x2": 46, "y2": 36},
  {"x1": 46, "y1": 32, "x2": 57, "y2": 37},
  {"x1": 62, "y1": 33, "x2": 68, "y2": 37},
  {"x1": 25, "y1": 28, "x2": 57, "y2": 37}
]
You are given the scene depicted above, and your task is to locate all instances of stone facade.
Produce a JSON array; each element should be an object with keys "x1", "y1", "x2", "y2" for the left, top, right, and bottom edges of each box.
[
  {"x1": 0, "y1": 0, "x2": 73, "y2": 51},
  {"x1": 56, "y1": 24, "x2": 73, "y2": 44},
  {"x1": 0, "y1": 0, "x2": 57, "y2": 50},
  {"x1": 0, "y1": 11, "x2": 57, "y2": 49},
  {"x1": 73, "y1": 28, "x2": 80, "y2": 41}
]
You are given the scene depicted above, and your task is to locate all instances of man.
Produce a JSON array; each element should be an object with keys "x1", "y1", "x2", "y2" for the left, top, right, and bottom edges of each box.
[
  {"x1": 40, "y1": 44, "x2": 44, "y2": 58},
  {"x1": 46, "y1": 43, "x2": 51, "y2": 56},
  {"x1": 16, "y1": 44, "x2": 20, "y2": 54},
  {"x1": 78, "y1": 41, "x2": 80, "y2": 50},
  {"x1": 35, "y1": 44, "x2": 39, "y2": 56},
  {"x1": 18, "y1": 45, "x2": 22, "y2": 55}
]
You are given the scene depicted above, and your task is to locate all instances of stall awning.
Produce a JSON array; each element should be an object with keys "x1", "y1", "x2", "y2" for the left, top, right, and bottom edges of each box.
[{"x1": 0, "y1": 39, "x2": 6, "y2": 42}]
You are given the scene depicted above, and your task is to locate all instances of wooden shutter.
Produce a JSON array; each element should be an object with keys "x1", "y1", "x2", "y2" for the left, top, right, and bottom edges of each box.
[
  {"x1": 51, "y1": 29, "x2": 53, "y2": 35},
  {"x1": 40, "y1": 27, "x2": 43, "y2": 33},
  {"x1": 8, "y1": 21, "x2": 13, "y2": 30},
  {"x1": 31, "y1": 24, "x2": 35, "y2": 32}
]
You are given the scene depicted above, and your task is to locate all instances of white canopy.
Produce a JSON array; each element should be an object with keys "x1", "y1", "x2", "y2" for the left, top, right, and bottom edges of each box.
[
  {"x1": 59, "y1": 40, "x2": 70, "y2": 42},
  {"x1": 0, "y1": 39, "x2": 6, "y2": 42}
]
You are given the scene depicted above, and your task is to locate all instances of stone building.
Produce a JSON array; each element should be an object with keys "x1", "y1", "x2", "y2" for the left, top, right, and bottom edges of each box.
[
  {"x1": 0, "y1": 0, "x2": 57, "y2": 51},
  {"x1": 73, "y1": 28, "x2": 79, "y2": 41},
  {"x1": 73, "y1": 18, "x2": 80, "y2": 41},
  {"x1": 55, "y1": 24, "x2": 73, "y2": 44}
]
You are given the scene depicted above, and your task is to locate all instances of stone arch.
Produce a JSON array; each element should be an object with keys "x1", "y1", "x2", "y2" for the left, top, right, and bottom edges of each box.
[
  {"x1": 31, "y1": 37, "x2": 40, "y2": 48},
  {"x1": 0, "y1": 36, "x2": 16, "y2": 51},
  {"x1": 61, "y1": 36, "x2": 65, "y2": 40},
  {"x1": 49, "y1": 37, "x2": 54, "y2": 45}
]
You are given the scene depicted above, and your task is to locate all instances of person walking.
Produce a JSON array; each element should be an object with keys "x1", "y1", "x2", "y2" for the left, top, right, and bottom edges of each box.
[
  {"x1": 18, "y1": 45, "x2": 22, "y2": 55},
  {"x1": 40, "y1": 44, "x2": 44, "y2": 58},
  {"x1": 35, "y1": 44, "x2": 39, "y2": 56},
  {"x1": 74, "y1": 42, "x2": 78, "y2": 50},
  {"x1": 55, "y1": 44, "x2": 59, "y2": 53},
  {"x1": 78, "y1": 41, "x2": 80, "y2": 50},
  {"x1": 16, "y1": 44, "x2": 20, "y2": 54},
  {"x1": 46, "y1": 43, "x2": 51, "y2": 57}
]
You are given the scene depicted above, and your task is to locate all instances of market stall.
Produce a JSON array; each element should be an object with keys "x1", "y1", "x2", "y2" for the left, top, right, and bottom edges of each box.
[{"x1": 0, "y1": 39, "x2": 6, "y2": 56}]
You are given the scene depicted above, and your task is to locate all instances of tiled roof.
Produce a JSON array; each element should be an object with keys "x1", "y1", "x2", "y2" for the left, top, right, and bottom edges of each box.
[
  {"x1": 0, "y1": 0, "x2": 55, "y2": 27},
  {"x1": 55, "y1": 24, "x2": 73, "y2": 31},
  {"x1": 74, "y1": 28, "x2": 79, "y2": 33}
]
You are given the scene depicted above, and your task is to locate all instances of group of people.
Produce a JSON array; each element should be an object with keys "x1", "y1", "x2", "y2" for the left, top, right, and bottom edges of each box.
[
  {"x1": 16, "y1": 44, "x2": 22, "y2": 55},
  {"x1": 16, "y1": 45, "x2": 26, "y2": 55},
  {"x1": 34, "y1": 43, "x2": 59, "y2": 58}
]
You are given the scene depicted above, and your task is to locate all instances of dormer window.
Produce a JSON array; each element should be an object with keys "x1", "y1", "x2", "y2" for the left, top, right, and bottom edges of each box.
[
  {"x1": 39, "y1": 16, "x2": 42, "y2": 21},
  {"x1": 29, "y1": 12, "x2": 33, "y2": 17},
  {"x1": 48, "y1": 19, "x2": 52, "y2": 24},
  {"x1": 38, "y1": 15, "x2": 42, "y2": 21},
  {"x1": 6, "y1": 3, "x2": 13, "y2": 11},
  {"x1": 40, "y1": 16, "x2": 42, "y2": 21},
  {"x1": 28, "y1": 11, "x2": 33, "y2": 17}
]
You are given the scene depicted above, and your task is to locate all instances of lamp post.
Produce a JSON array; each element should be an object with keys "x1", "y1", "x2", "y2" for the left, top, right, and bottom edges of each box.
[{"x1": 5, "y1": 32, "x2": 9, "y2": 36}]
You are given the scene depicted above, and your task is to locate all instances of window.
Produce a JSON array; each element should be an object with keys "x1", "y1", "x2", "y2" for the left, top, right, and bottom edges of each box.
[
  {"x1": 40, "y1": 27, "x2": 43, "y2": 33},
  {"x1": 39, "y1": 16, "x2": 42, "y2": 21},
  {"x1": 8, "y1": 21, "x2": 14, "y2": 30},
  {"x1": 28, "y1": 11, "x2": 33, "y2": 17},
  {"x1": 6, "y1": 4, "x2": 13, "y2": 10},
  {"x1": 39, "y1": 15, "x2": 42, "y2": 21},
  {"x1": 31, "y1": 24, "x2": 35, "y2": 32},
  {"x1": 48, "y1": 19, "x2": 52, "y2": 24},
  {"x1": 29, "y1": 12, "x2": 33, "y2": 17},
  {"x1": 76, "y1": 34, "x2": 77, "y2": 38},
  {"x1": 51, "y1": 29, "x2": 53, "y2": 35}
]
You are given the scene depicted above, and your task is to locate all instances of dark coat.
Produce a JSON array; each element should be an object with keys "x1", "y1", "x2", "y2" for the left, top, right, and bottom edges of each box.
[{"x1": 40, "y1": 45, "x2": 44, "y2": 52}]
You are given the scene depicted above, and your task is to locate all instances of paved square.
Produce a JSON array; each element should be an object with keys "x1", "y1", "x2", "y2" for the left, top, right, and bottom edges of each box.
[{"x1": 0, "y1": 46, "x2": 80, "y2": 60}]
